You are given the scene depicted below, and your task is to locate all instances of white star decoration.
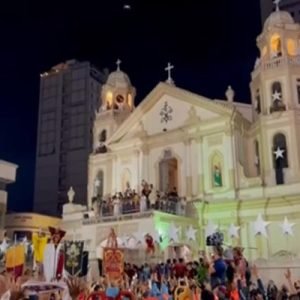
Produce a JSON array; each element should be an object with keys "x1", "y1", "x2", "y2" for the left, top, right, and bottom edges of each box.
[
  {"x1": 280, "y1": 217, "x2": 295, "y2": 236},
  {"x1": 205, "y1": 221, "x2": 218, "y2": 238},
  {"x1": 119, "y1": 236, "x2": 128, "y2": 247},
  {"x1": 274, "y1": 147, "x2": 285, "y2": 159},
  {"x1": 133, "y1": 231, "x2": 146, "y2": 245},
  {"x1": 253, "y1": 214, "x2": 270, "y2": 237},
  {"x1": 228, "y1": 224, "x2": 240, "y2": 239},
  {"x1": 169, "y1": 223, "x2": 180, "y2": 243},
  {"x1": 186, "y1": 226, "x2": 197, "y2": 241},
  {"x1": 272, "y1": 91, "x2": 282, "y2": 101}
]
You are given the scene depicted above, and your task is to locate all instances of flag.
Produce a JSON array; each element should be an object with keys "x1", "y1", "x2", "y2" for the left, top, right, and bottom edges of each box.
[
  {"x1": 32, "y1": 232, "x2": 48, "y2": 263},
  {"x1": 5, "y1": 244, "x2": 25, "y2": 278},
  {"x1": 64, "y1": 241, "x2": 84, "y2": 276}
]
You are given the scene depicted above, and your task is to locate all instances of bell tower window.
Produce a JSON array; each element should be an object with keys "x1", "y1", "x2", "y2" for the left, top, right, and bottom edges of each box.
[
  {"x1": 273, "y1": 133, "x2": 288, "y2": 185},
  {"x1": 254, "y1": 140, "x2": 260, "y2": 175},
  {"x1": 270, "y1": 81, "x2": 286, "y2": 113},
  {"x1": 287, "y1": 39, "x2": 297, "y2": 56},
  {"x1": 128, "y1": 93, "x2": 133, "y2": 109},
  {"x1": 106, "y1": 91, "x2": 113, "y2": 109},
  {"x1": 99, "y1": 129, "x2": 107, "y2": 142},
  {"x1": 95, "y1": 129, "x2": 107, "y2": 154},
  {"x1": 255, "y1": 89, "x2": 261, "y2": 114},
  {"x1": 270, "y1": 34, "x2": 282, "y2": 58},
  {"x1": 296, "y1": 79, "x2": 300, "y2": 104}
]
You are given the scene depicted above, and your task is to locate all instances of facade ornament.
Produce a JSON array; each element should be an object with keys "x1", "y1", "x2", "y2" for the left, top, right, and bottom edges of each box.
[
  {"x1": 116, "y1": 58, "x2": 121, "y2": 71},
  {"x1": 165, "y1": 62, "x2": 175, "y2": 85},
  {"x1": 68, "y1": 186, "x2": 75, "y2": 203},
  {"x1": 274, "y1": 0, "x2": 281, "y2": 11},
  {"x1": 225, "y1": 86, "x2": 235, "y2": 103}
]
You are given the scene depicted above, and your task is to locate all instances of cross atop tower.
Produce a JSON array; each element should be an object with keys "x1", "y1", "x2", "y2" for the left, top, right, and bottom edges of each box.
[
  {"x1": 116, "y1": 59, "x2": 122, "y2": 71},
  {"x1": 165, "y1": 62, "x2": 174, "y2": 85},
  {"x1": 274, "y1": 0, "x2": 281, "y2": 11}
]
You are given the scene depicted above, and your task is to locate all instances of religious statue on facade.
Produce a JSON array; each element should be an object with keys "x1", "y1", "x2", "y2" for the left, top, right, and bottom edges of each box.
[
  {"x1": 225, "y1": 86, "x2": 235, "y2": 103},
  {"x1": 93, "y1": 177, "x2": 101, "y2": 197},
  {"x1": 213, "y1": 165, "x2": 223, "y2": 187},
  {"x1": 68, "y1": 186, "x2": 75, "y2": 203}
]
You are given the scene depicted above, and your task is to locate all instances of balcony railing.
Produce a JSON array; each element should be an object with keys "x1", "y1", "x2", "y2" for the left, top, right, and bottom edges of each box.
[
  {"x1": 82, "y1": 198, "x2": 187, "y2": 225},
  {"x1": 252, "y1": 55, "x2": 300, "y2": 78}
]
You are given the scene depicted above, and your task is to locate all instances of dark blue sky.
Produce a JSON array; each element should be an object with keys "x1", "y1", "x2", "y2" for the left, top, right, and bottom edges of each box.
[{"x1": 0, "y1": 0, "x2": 262, "y2": 212}]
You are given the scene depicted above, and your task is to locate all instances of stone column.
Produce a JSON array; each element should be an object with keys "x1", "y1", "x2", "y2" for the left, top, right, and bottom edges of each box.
[
  {"x1": 141, "y1": 145, "x2": 150, "y2": 184},
  {"x1": 111, "y1": 155, "x2": 118, "y2": 194},
  {"x1": 190, "y1": 138, "x2": 198, "y2": 197},
  {"x1": 196, "y1": 137, "x2": 204, "y2": 196},
  {"x1": 184, "y1": 138, "x2": 192, "y2": 197},
  {"x1": 135, "y1": 150, "x2": 140, "y2": 192}
]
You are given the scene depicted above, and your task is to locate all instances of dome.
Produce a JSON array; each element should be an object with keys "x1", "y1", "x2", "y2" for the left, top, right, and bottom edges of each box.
[
  {"x1": 264, "y1": 10, "x2": 294, "y2": 30},
  {"x1": 106, "y1": 70, "x2": 131, "y2": 88}
]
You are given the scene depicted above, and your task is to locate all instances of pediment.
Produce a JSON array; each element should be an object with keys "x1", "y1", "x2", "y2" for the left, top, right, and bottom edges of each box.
[{"x1": 108, "y1": 82, "x2": 233, "y2": 144}]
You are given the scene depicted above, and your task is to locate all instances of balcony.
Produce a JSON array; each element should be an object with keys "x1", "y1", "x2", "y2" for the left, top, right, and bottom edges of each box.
[
  {"x1": 82, "y1": 197, "x2": 187, "y2": 225},
  {"x1": 252, "y1": 55, "x2": 300, "y2": 78}
]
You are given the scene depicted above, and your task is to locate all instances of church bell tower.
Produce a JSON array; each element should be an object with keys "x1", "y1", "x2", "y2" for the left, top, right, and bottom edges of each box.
[
  {"x1": 250, "y1": 2, "x2": 300, "y2": 186},
  {"x1": 93, "y1": 60, "x2": 136, "y2": 154}
]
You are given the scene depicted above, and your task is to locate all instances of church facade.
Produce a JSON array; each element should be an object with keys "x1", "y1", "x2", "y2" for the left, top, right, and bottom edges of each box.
[{"x1": 62, "y1": 7, "x2": 300, "y2": 280}]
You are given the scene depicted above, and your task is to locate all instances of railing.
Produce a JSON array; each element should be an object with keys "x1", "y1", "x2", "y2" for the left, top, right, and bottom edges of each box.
[
  {"x1": 82, "y1": 199, "x2": 187, "y2": 225},
  {"x1": 252, "y1": 55, "x2": 300, "y2": 78}
]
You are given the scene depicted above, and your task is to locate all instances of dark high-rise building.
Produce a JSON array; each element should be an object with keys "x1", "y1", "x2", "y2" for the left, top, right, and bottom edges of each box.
[{"x1": 34, "y1": 60, "x2": 107, "y2": 216}]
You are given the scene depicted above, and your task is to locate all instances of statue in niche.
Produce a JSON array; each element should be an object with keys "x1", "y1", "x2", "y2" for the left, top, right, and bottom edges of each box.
[
  {"x1": 213, "y1": 165, "x2": 223, "y2": 187},
  {"x1": 212, "y1": 154, "x2": 223, "y2": 187}
]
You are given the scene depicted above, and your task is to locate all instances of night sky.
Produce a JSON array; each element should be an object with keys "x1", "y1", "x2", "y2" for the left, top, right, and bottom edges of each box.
[{"x1": 0, "y1": 0, "x2": 262, "y2": 212}]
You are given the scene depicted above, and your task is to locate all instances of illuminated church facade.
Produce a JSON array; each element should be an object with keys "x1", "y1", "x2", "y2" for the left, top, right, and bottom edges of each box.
[{"x1": 62, "y1": 7, "x2": 300, "y2": 280}]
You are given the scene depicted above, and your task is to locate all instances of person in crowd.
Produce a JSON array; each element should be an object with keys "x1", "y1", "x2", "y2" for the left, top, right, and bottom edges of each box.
[{"x1": 209, "y1": 246, "x2": 227, "y2": 289}]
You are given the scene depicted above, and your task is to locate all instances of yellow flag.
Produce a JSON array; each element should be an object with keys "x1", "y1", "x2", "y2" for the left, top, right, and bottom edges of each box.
[
  {"x1": 32, "y1": 233, "x2": 48, "y2": 263},
  {"x1": 5, "y1": 245, "x2": 25, "y2": 268}
]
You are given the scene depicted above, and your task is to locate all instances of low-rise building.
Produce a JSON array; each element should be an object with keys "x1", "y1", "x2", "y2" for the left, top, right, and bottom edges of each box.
[{"x1": 5, "y1": 212, "x2": 61, "y2": 240}]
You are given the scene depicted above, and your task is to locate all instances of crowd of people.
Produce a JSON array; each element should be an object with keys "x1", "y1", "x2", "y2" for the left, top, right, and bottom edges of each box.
[
  {"x1": 93, "y1": 181, "x2": 187, "y2": 218},
  {"x1": 0, "y1": 245, "x2": 299, "y2": 299}
]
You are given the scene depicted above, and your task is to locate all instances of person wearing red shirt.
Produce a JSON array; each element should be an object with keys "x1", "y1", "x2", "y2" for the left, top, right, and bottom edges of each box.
[{"x1": 174, "y1": 258, "x2": 187, "y2": 279}]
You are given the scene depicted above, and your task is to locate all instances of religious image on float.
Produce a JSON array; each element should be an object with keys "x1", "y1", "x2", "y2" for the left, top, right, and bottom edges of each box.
[{"x1": 64, "y1": 240, "x2": 84, "y2": 276}]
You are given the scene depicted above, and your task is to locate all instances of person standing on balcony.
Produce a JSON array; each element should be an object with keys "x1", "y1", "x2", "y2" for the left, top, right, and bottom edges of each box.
[
  {"x1": 149, "y1": 184, "x2": 156, "y2": 210},
  {"x1": 140, "y1": 194, "x2": 147, "y2": 212},
  {"x1": 113, "y1": 195, "x2": 120, "y2": 216},
  {"x1": 179, "y1": 197, "x2": 187, "y2": 216}
]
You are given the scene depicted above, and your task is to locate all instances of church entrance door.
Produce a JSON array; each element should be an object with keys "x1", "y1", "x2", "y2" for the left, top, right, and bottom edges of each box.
[{"x1": 159, "y1": 158, "x2": 178, "y2": 194}]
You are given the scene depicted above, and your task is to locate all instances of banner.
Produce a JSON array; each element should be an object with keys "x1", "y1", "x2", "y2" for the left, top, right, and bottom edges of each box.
[
  {"x1": 64, "y1": 241, "x2": 84, "y2": 276},
  {"x1": 5, "y1": 244, "x2": 25, "y2": 278},
  {"x1": 32, "y1": 233, "x2": 48, "y2": 263},
  {"x1": 103, "y1": 248, "x2": 124, "y2": 280}
]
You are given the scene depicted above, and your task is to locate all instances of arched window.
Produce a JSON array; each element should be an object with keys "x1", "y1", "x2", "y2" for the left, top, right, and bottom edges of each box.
[
  {"x1": 296, "y1": 78, "x2": 300, "y2": 104},
  {"x1": 254, "y1": 140, "x2": 260, "y2": 175},
  {"x1": 95, "y1": 129, "x2": 107, "y2": 154},
  {"x1": 94, "y1": 170, "x2": 104, "y2": 198},
  {"x1": 255, "y1": 89, "x2": 261, "y2": 114},
  {"x1": 99, "y1": 129, "x2": 107, "y2": 142},
  {"x1": 270, "y1": 34, "x2": 282, "y2": 57},
  {"x1": 273, "y1": 133, "x2": 288, "y2": 185},
  {"x1": 270, "y1": 82, "x2": 286, "y2": 112},
  {"x1": 287, "y1": 39, "x2": 297, "y2": 56}
]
